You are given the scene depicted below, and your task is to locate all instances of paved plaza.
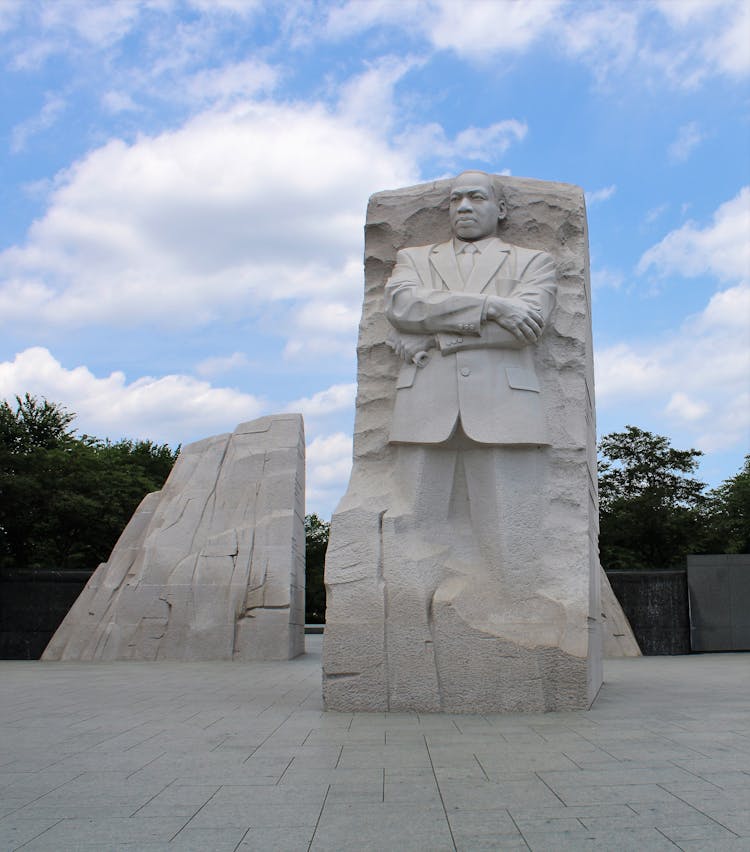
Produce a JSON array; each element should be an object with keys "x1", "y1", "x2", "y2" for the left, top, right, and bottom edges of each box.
[{"x1": 1, "y1": 637, "x2": 749, "y2": 851}]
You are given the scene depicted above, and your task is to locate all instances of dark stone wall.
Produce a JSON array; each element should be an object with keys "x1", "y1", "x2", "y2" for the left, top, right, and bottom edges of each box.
[
  {"x1": 0, "y1": 571, "x2": 91, "y2": 659},
  {"x1": 687, "y1": 554, "x2": 750, "y2": 651},
  {"x1": 606, "y1": 570, "x2": 690, "y2": 655}
]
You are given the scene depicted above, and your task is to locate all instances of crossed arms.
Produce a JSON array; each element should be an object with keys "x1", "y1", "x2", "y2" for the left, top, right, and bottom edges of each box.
[{"x1": 384, "y1": 245, "x2": 557, "y2": 363}]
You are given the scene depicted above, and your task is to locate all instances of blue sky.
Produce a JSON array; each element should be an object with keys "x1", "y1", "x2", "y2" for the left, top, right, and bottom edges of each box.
[{"x1": 1, "y1": 0, "x2": 748, "y2": 517}]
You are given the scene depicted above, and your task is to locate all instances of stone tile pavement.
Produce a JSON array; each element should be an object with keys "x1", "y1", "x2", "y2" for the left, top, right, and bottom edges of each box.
[{"x1": 1, "y1": 638, "x2": 748, "y2": 851}]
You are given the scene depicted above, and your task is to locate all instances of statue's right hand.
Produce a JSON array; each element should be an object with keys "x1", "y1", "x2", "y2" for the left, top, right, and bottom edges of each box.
[{"x1": 485, "y1": 296, "x2": 544, "y2": 343}]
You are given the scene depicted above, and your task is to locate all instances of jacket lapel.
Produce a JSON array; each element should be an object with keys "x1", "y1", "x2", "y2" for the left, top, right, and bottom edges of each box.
[
  {"x1": 465, "y1": 238, "x2": 510, "y2": 294},
  {"x1": 428, "y1": 241, "x2": 462, "y2": 290}
]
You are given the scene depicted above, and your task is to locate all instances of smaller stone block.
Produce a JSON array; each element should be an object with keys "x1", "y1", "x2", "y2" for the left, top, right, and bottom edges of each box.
[{"x1": 43, "y1": 413, "x2": 305, "y2": 662}]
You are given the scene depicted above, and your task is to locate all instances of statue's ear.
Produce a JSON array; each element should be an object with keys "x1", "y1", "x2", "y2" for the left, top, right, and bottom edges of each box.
[{"x1": 497, "y1": 198, "x2": 508, "y2": 222}]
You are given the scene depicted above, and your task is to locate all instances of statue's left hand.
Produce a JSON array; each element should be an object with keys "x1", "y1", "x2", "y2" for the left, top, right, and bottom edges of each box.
[{"x1": 387, "y1": 332, "x2": 436, "y2": 364}]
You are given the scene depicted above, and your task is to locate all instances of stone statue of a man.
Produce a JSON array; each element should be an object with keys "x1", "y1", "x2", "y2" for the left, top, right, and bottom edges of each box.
[
  {"x1": 323, "y1": 170, "x2": 604, "y2": 713},
  {"x1": 385, "y1": 170, "x2": 557, "y2": 445}
]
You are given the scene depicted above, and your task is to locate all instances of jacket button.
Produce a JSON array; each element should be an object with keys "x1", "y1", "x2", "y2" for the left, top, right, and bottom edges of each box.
[{"x1": 460, "y1": 367, "x2": 471, "y2": 377}]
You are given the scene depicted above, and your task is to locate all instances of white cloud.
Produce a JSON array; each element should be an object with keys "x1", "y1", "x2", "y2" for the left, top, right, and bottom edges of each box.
[
  {"x1": 38, "y1": 0, "x2": 144, "y2": 46},
  {"x1": 668, "y1": 121, "x2": 704, "y2": 163},
  {"x1": 187, "y1": 0, "x2": 261, "y2": 13},
  {"x1": 0, "y1": 345, "x2": 355, "y2": 513},
  {"x1": 432, "y1": 0, "x2": 562, "y2": 54},
  {"x1": 195, "y1": 352, "x2": 250, "y2": 377},
  {"x1": 336, "y1": 55, "x2": 422, "y2": 134},
  {"x1": 398, "y1": 119, "x2": 527, "y2": 167},
  {"x1": 321, "y1": 0, "x2": 750, "y2": 86},
  {"x1": 0, "y1": 0, "x2": 22, "y2": 33},
  {"x1": 286, "y1": 383, "x2": 356, "y2": 419},
  {"x1": 585, "y1": 185, "x2": 617, "y2": 206},
  {"x1": 591, "y1": 266, "x2": 625, "y2": 291},
  {"x1": 306, "y1": 431, "x2": 353, "y2": 515},
  {"x1": 644, "y1": 203, "x2": 668, "y2": 225},
  {"x1": 665, "y1": 391, "x2": 709, "y2": 422},
  {"x1": 11, "y1": 94, "x2": 66, "y2": 153},
  {"x1": 0, "y1": 347, "x2": 267, "y2": 445},
  {"x1": 101, "y1": 90, "x2": 139, "y2": 113},
  {"x1": 186, "y1": 59, "x2": 279, "y2": 105},
  {"x1": 0, "y1": 98, "x2": 416, "y2": 357},
  {"x1": 656, "y1": 0, "x2": 750, "y2": 79},
  {"x1": 596, "y1": 282, "x2": 750, "y2": 453},
  {"x1": 702, "y1": 0, "x2": 750, "y2": 77},
  {"x1": 637, "y1": 187, "x2": 750, "y2": 282}
]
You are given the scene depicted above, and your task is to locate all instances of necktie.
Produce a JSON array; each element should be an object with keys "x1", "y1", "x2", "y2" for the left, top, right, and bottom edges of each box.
[{"x1": 457, "y1": 242, "x2": 477, "y2": 285}]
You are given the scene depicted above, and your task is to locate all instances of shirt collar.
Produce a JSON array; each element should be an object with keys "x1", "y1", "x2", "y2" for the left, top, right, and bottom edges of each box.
[{"x1": 453, "y1": 235, "x2": 496, "y2": 254}]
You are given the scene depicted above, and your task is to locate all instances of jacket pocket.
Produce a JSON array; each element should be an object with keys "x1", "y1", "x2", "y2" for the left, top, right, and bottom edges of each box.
[
  {"x1": 396, "y1": 364, "x2": 417, "y2": 389},
  {"x1": 506, "y1": 367, "x2": 540, "y2": 392}
]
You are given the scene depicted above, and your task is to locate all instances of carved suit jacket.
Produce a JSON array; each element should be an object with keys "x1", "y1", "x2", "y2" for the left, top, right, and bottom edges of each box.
[{"x1": 384, "y1": 236, "x2": 557, "y2": 445}]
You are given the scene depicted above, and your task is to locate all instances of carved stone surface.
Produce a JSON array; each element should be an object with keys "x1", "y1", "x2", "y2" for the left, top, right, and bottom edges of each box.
[
  {"x1": 43, "y1": 414, "x2": 305, "y2": 662},
  {"x1": 323, "y1": 173, "x2": 627, "y2": 712}
]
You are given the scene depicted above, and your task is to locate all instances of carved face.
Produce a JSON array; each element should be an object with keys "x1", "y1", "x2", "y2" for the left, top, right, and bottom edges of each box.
[{"x1": 449, "y1": 173, "x2": 506, "y2": 241}]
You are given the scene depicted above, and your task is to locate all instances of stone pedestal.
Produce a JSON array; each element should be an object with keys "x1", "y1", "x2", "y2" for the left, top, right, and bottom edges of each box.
[
  {"x1": 43, "y1": 413, "x2": 305, "y2": 661},
  {"x1": 323, "y1": 176, "x2": 606, "y2": 712}
]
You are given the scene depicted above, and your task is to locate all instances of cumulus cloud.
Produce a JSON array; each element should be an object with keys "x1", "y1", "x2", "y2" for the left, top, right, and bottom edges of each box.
[
  {"x1": 637, "y1": 186, "x2": 750, "y2": 282},
  {"x1": 306, "y1": 431, "x2": 353, "y2": 514},
  {"x1": 286, "y1": 383, "x2": 356, "y2": 419},
  {"x1": 0, "y1": 99, "x2": 416, "y2": 356},
  {"x1": 0, "y1": 346, "x2": 353, "y2": 513},
  {"x1": 0, "y1": 347, "x2": 267, "y2": 445},
  {"x1": 596, "y1": 282, "x2": 750, "y2": 452},
  {"x1": 603, "y1": 191, "x2": 750, "y2": 454}
]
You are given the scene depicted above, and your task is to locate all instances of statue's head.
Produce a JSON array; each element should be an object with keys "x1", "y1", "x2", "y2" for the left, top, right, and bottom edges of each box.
[{"x1": 449, "y1": 170, "x2": 507, "y2": 241}]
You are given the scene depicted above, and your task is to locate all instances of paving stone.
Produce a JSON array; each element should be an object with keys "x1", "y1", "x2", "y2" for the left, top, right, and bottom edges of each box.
[
  {"x1": 0, "y1": 642, "x2": 749, "y2": 850},
  {"x1": 310, "y1": 802, "x2": 454, "y2": 852}
]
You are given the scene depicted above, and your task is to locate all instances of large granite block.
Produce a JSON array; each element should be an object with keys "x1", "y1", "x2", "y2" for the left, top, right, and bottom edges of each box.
[
  {"x1": 43, "y1": 413, "x2": 305, "y2": 661},
  {"x1": 323, "y1": 173, "x2": 637, "y2": 713}
]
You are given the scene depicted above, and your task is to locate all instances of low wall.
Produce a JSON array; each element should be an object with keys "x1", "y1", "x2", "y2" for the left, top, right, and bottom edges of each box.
[
  {"x1": 687, "y1": 554, "x2": 750, "y2": 651},
  {"x1": 0, "y1": 571, "x2": 92, "y2": 659},
  {"x1": 606, "y1": 570, "x2": 690, "y2": 655}
]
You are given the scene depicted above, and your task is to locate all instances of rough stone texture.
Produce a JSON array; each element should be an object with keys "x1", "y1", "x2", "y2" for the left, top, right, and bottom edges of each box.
[
  {"x1": 323, "y1": 175, "x2": 627, "y2": 712},
  {"x1": 600, "y1": 570, "x2": 643, "y2": 657},
  {"x1": 43, "y1": 414, "x2": 305, "y2": 662}
]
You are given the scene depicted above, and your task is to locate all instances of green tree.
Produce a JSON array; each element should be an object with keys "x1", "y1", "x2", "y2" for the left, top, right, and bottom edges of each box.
[
  {"x1": 0, "y1": 395, "x2": 177, "y2": 575},
  {"x1": 598, "y1": 425, "x2": 708, "y2": 570},
  {"x1": 305, "y1": 513, "x2": 329, "y2": 623},
  {"x1": 703, "y1": 454, "x2": 750, "y2": 554}
]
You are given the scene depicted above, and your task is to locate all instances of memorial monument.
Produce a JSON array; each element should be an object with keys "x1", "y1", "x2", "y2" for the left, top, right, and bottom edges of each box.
[
  {"x1": 323, "y1": 171, "x2": 605, "y2": 712},
  {"x1": 43, "y1": 413, "x2": 305, "y2": 662}
]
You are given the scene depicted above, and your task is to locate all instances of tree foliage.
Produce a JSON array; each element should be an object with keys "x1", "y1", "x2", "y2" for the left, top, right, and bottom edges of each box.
[
  {"x1": 598, "y1": 425, "x2": 708, "y2": 570},
  {"x1": 0, "y1": 395, "x2": 178, "y2": 575},
  {"x1": 598, "y1": 426, "x2": 749, "y2": 569},
  {"x1": 703, "y1": 454, "x2": 750, "y2": 555},
  {"x1": 305, "y1": 513, "x2": 329, "y2": 623}
]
